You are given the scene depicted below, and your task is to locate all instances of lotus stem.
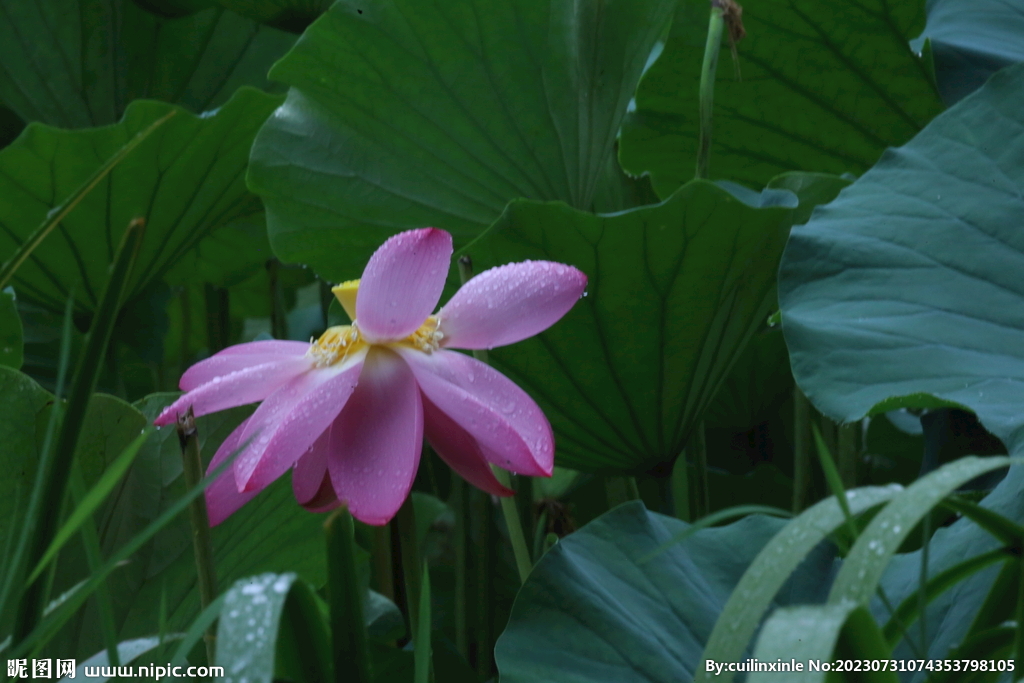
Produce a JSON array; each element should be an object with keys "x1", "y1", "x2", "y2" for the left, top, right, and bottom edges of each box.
[{"x1": 177, "y1": 407, "x2": 218, "y2": 665}]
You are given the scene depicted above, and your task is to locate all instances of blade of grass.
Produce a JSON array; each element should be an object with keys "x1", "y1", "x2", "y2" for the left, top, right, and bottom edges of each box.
[
  {"x1": 0, "y1": 291, "x2": 74, "y2": 624},
  {"x1": 0, "y1": 113, "x2": 173, "y2": 291},
  {"x1": 26, "y1": 428, "x2": 152, "y2": 583},
  {"x1": 68, "y1": 462, "x2": 121, "y2": 667},
  {"x1": 170, "y1": 594, "x2": 226, "y2": 666},
  {"x1": 812, "y1": 422, "x2": 858, "y2": 541},
  {"x1": 940, "y1": 496, "x2": 1024, "y2": 546},
  {"x1": 882, "y1": 547, "x2": 1012, "y2": 646},
  {"x1": 10, "y1": 434, "x2": 247, "y2": 658},
  {"x1": 13, "y1": 217, "x2": 146, "y2": 642}
]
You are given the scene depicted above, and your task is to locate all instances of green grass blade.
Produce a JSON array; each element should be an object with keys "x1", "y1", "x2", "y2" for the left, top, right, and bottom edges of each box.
[
  {"x1": 170, "y1": 594, "x2": 226, "y2": 666},
  {"x1": 812, "y1": 422, "x2": 858, "y2": 540},
  {"x1": 68, "y1": 462, "x2": 121, "y2": 667},
  {"x1": 748, "y1": 603, "x2": 899, "y2": 683},
  {"x1": 882, "y1": 547, "x2": 1012, "y2": 646},
  {"x1": 0, "y1": 292, "x2": 74, "y2": 624},
  {"x1": 9, "y1": 436, "x2": 246, "y2": 657},
  {"x1": 696, "y1": 486, "x2": 900, "y2": 683},
  {"x1": 940, "y1": 495, "x2": 1024, "y2": 546},
  {"x1": 13, "y1": 217, "x2": 145, "y2": 641},
  {"x1": 26, "y1": 427, "x2": 152, "y2": 584},
  {"x1": 0, "y1": 113, "x2": 173, "y2": 291},
  {"x1": 829, "y1": 456, "x2": 1013, "y2": 606}
]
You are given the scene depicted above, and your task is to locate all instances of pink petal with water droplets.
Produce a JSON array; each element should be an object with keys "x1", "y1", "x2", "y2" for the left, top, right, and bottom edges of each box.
[
  {"x1": 399, "y1": 349, "x2": 553, "y2": 477},
  {"x1": 422, "y1": 396, "x2": 513, "y2": 497},
  {"x1": 356, "y1": 228, "x2": 452, "y2": 342},
  {"x1": 215, "y1": 340, "x2": 310, "y2": 357},
  {"x1": 234, "y1": 351, "x2": 366, "y2": 491},
  {"x1": 292, "y1": 428, "x2": 331, "y2": 504},
  {"x1": 329, "y1": 349, "x2": 423, "y2": 526},
  {"x1": 205, "y1": 418, "x2": 260, "y2": 526},
  {"x1": 438, "y1": 260, "x2": 586, "y2": 350},
  {"x1": 154, "y1": 355, "x2": 311, "y2": 426},
  {"x1": 180, "y1": 343, "x2": 309, "y2": 391}
]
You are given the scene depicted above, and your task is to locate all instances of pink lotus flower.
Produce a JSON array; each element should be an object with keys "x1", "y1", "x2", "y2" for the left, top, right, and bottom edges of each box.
[{"x1": 155, "y1": 228, "x2": 586, "y2": 525}]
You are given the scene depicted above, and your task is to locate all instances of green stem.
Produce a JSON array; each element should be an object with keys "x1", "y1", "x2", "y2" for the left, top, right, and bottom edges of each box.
[
  {"x1": 696, "y1": 4, "x2": 726, "y2": 179},
  {"x1": 267, "y1": 259, "x2": 288, "y2": 340},
  {"x1": 471, "y1": 487, "x2": 494, "y2": 679},
  {"x1": 69, "y1": 465, "x2": 120, "y2": 667},
  {"x1": 203, "y1": 283, "x2": 230, "y2": 353},
  {"x1": 176, "y1": 407, "x2": 218, "y2": 665},
  {"x1": 689, "y1": 421, "x2": 710, "y2": 519},
  {"x1": 370, "y1": 524, "x2": 394, "y2": 601},
  {"x1": 837, "y1": 421, "x2": 858, "y2": 489},
  {"x1": 792, "y1": 388, "x2": 812, "y2": 513},
  {"x1": 451, "y1": 472, "x2": 469, "y2": 658},
  {"x1": 13, "y1": 218, "x2": 145, "y2": 643},
  {"x1": 325, "y1": 509, "x2": 373, "y2": 683},
  {"x1": 492, "y1": 467, "x2": 533, "y2": 584},
  {"x1": 396, "y1": 495, "x2": 422, "y2": 639}
]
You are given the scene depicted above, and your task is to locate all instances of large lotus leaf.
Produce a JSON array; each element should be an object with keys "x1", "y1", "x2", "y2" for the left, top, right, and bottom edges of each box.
[
  {"x1": 913, "y1": 0, "x2": 1024, "y2": 105},
  {"x1": 247, "y1": 0, "x2": 675, "y2": 281},
  {"x1": 463, "y1": 180, "x2": 807, "y2": 473},
  {"x1": 0, "y1": 0, "x2": 294, "y2": 128},
  {"x1": 0, "y1": 88, "x2": 280, "y2": 316},
  {"x1": 778, "y1": 63, "x2": 1024, "y2": 454},
  {"x1": 494, "y1": 501, "x2": 833, "y2": 682},
  {"x1": 620, "y1": 0, "x2": 945, "y2": 196},
  {"x1": 0, "y1": 367, "x2": 53, "y2": 632}
]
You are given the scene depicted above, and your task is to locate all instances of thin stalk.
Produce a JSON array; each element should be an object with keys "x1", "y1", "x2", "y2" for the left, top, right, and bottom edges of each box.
[
  {"x1": 472, "y1": 487, "x2": 495, "y2": 679},
  {"x1": 792, "y1": 388, "x2": 812, "y2": 512},
  {"x1": 451, "y1": 472, "x2": 469, "y2": 658},
  {"x1": 370, "y1": 524, "x2": 394, "y2": 601},
  {"x1": 837, "y1": 422, "x2": 858, "y2": 489},
  {"x1": 396, "y1": 495, "x2": 422, "y2": 638},
  {"x1": 516, "y1": 475, "x2": 534, "y2": 556},
  {"x1": 267, "y1": 259, "x2": 288, "y2": 340},
  {"x1": 492, "y1": 467, "x2": 533, "y2": 584},
  {"x1": 176, "y1": 407, "x2": 217, "y2": 665},
  {"x1": 669, "y1": 461, "x2": 689, "y2": 521},
  {"x1": 69, "y1": 465, "x2": 120, "y2": 667},
  {"x1": 689, "y1": 422, "x2": 710, "y2": 519},
  {"x1": 203, "y1": 283, "x2": 230, "y2": 353},
  {"x1": 13, "y1": 218, "x2": 145, "y2": 643},
  {"x1": 696, "y1": 3, "x2": 726, "y2": 179},
  {"x1": 457, "y1": 255, "x2": 533, "y2": 583},
  {"x1": 325, "y1": 509, "x2": 373, "y2": 683},
  {"x1": 414, "y1": 561, "x2": 433, "y2": 683}
]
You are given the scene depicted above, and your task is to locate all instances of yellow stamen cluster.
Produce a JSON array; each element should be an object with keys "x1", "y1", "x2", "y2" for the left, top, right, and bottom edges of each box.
[
  {"x1": 404, "y1": 316, "x2": 444, "y2": 353},
  {"x1": 308, "y1": 317, "x2": 444, "y2": 367},
  {"x1": 308, "y1": 325, "x2": 365, "y2": 367}
]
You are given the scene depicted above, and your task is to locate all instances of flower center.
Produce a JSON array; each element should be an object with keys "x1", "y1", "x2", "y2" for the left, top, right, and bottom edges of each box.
[
  {"x1": 308, "y1": 325, "x2": 365, "y2": 367},
  {"x1": 308, "y1": 317, "x2": 444, "y2": 367}
]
